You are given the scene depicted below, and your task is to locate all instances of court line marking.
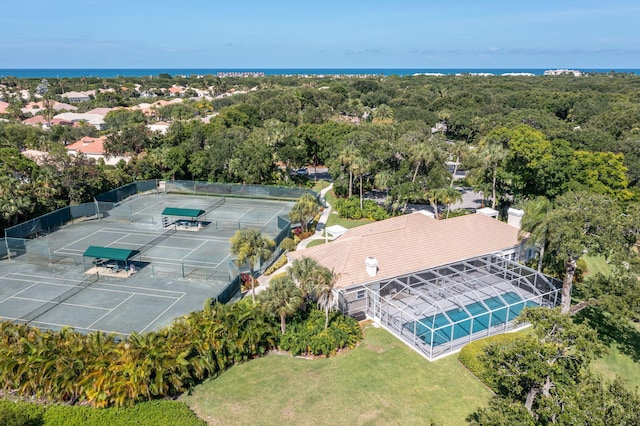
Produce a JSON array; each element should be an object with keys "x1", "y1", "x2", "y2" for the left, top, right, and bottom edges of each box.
[
  {"x1": 140, "y1": 293, "x2": 186, "y2": 333},
  {"x1": 131, "y1": 199, "x2": 165, "y2": 215},
  {"x1": 53, "y1": 228, "x2": 229, "y2": 256},
  {"x1": 2, "y1": 272, "x2": 186, "y2": 296},
  {"x1": 25, "y1": 318, "x2": 133, "y2": 336},
  {"x1": 88, "y1": 293, "x2": 136, "y2": 329}
]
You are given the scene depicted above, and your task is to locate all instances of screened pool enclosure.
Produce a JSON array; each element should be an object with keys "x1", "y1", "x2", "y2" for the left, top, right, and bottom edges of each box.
[{"x1": 343, "y1": 254, "x2": 562, "y2": 360}]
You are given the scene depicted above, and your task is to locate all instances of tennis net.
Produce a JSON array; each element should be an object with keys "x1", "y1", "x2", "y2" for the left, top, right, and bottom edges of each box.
[{"x1": 202, "y1": 197, "x2": 226, "y2": 215}]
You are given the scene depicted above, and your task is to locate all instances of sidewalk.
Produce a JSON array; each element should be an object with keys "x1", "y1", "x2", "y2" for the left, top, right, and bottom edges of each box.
[
  {"x1": 297, "y1": 182, "x2": 334, "y2": 250},
  {"x1": 251, "y1": 182, "x2": 334, "y2": 296}
]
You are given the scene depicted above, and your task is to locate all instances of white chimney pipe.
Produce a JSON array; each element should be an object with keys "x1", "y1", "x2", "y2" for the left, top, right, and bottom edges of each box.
[
  {"x1": 365, "y1": 256, "x2": 378, "y2": 277},
  {"x1": 507, "y1": 208, "x2": 525, "y2": 229}
]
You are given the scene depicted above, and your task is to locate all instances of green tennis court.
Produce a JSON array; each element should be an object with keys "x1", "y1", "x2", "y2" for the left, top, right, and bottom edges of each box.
[{"x1": 0, "y1": 191, "x2": 296, "y2": 334}]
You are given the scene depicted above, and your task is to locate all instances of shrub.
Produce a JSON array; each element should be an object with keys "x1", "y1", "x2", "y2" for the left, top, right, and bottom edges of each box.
[
  {"x1": 298, "y1": 230, "x2": 314, "y2": 240},
  {"x1": 278, "y1": 308, "x2": 362, "y2": 357},
  {"x1": 0, "y1": 301, "x2": 277, "y2": 408},
  {"x1": 42, "y1": 400, "x2": 205, "y2": 426},
  {"x1": 280, "y1": 237, "x2": 297, "y2": 252},
  {"x1": 0, "y1": 399, "x2": 44, "y2": 426},
  {"x1": 333, "y1": 196, "x2": 389, "y2": 221},
  {"x1": 458, "y1": 332, "x2": 522, "y2": 388},
  {"x1": 264, "y1": 254, "x2": 288, "y2": 276}
]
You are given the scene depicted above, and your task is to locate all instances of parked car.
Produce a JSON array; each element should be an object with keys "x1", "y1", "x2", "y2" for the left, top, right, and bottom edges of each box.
[{"x1": 295, "y1": 167, "x2": 309, "y2": 176}]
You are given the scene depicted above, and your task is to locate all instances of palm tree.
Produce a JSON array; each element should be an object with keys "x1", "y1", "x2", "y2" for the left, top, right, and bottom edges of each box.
[
  {"x1": 372, "y1": 104, "x2": 394, "y2": 123},
  {"x1": 258, "y1": 275, "x2": 303, "y2": 334},
  {"x1": 289, "y1": 256, "x2": 322, "y2": 297},
  {"x1": 230, "y1": 229, "x2": 276, "y2": 302},
  {"x1": 351, "y1": 156, "x2": 370, "y2": 209},
  {"x1": 519, "y1": 196, "x2": 553, "y2": 272},
  {"x1": 447, "y1": 140, "x2": 468, "y2": 186},
  {"x1": 478, "y1": 142, "x2": 507, "y2": 209},
  {"x1": 424, "y1": 188, "x2": 448, "y2": 219},
  {"x1": 409, "y1": 134, "x2": 444, "y2": 183},
  {"x1": 338, "y1": 144, "x2": 358, "y2": 198},
  {"x1": 313, "y1": 266, "x2": 339, "y2": 329},
  {"x1": 288, "y1": 193, "x2": 319, "y2": 232},
  {"x1": 439, "y1": 186, "x2": 463, "y2": 219}
]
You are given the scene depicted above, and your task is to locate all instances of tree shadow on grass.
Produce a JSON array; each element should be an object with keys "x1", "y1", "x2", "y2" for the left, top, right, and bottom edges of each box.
[{"x1": 574, "y1": 306, "x2": 640, "y2": 362}]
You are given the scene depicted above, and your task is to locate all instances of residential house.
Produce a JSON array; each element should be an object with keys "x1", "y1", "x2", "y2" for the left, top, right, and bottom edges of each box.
[
  {"x1": 287, "y1": 211, "x2": 559, "y2": 360},
  {"x1": 60, "y1": 91, "x2": 92, "y2": 103},
  {"x1": 66, "y1": 136, "x2": 129, "y2": 165}
]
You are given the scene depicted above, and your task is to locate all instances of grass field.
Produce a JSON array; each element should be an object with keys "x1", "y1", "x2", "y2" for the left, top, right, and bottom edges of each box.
[
  {"x1": 591, "y1": 344, "x2": 640, "y2": 389},
  {"x1": 583, "y1": 255, "x2": 612, "y2": 277},
  {"x1": 181, "y1": 324, "x2": 492, "y2": 426}
]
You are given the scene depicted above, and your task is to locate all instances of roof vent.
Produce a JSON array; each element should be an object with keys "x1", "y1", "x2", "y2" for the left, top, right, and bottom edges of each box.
[
  {"x1": 476, "y1": 207, "x2": 499, "y2": 218},
  {"x1": 365, "y1": 256, "x2": 378, "y2": 277}
]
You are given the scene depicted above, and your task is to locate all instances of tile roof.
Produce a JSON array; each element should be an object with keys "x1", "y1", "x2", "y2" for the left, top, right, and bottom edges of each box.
[
  {"x1": 288, "y1": 212, "x2": 522, "y2": 290},
  {"x1": 66, "y1": 136, "x2": 107, "y2": 155},
  {"x1": 84, "y1": 107, "x2": 116, "y2": 116}
]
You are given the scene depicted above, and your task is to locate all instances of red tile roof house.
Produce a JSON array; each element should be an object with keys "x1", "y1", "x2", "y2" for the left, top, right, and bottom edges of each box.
[
  {"x1": 287, "y1": 211, "x2": 561, "y2": 360},
  {"x1": 66, "y1": 136, "x2": 130, "y2": 166},
  {"x1": 22, "y1": 116, "x2": 73, "y2": 128},
  {"x1": 21, "y1": 101, "x2": 77, "y2": 115},
  {"x1": 0, "y1": 101, "x2": 9, "y2": 114}
]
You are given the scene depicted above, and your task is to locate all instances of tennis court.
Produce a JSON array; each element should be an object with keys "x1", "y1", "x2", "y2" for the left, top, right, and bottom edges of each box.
[
  {"x1": 24, "y1": 194, "x2": 293, "y2": 276},
  {"x1": 0, "y1": 263, "x2": 225, "y2": 335},
  {"x1": 0, "y1": 192, "x2": 295, "y2": 334}
]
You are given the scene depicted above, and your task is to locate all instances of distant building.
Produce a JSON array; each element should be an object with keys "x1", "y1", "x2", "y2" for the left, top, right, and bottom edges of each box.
[
  {"x1": 22, "y1": 116, "x2": 73, "y2": 129},
  {"x1": 543, "y1": 69, "x2": 583, "y2": 77},
  {"x1": 60, "y1": 91, "x2": 92, "y2": 103},
  {"x1": 66, "y1": 136, "x2": 129, "y2": 165},
  {"x1": 53, "y1": 112, "x2": 105, "y2": 130},
  {"x1": 148, "y1": 121, "x2": 171, "y2": 134}
]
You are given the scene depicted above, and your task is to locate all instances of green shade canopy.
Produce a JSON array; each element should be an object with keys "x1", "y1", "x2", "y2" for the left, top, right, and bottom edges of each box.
[
  {"x1": 83, "y1": 246, "x2": 139, "y2": 261},
  {"x1": 162, "y1": 207, "x2": 205, "y2": 218}
]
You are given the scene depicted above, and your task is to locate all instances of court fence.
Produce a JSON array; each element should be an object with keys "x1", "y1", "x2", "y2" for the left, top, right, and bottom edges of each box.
[
  {"x1": 165, "y1": 180, "x2": 317, "y2": 201},
  {"x1": 3, "y1": 180, "x2": 296, "y2": 304}
]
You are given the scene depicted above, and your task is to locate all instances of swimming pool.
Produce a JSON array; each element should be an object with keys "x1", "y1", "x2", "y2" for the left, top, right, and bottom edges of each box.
[{"x1": 404, "y1": 291, "x2": 538, "y2": 347}]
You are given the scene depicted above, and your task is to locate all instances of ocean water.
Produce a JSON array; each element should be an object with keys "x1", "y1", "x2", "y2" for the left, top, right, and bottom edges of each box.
[{"x1": 0, "y1": 68, "x2": 638, "y2": 79}]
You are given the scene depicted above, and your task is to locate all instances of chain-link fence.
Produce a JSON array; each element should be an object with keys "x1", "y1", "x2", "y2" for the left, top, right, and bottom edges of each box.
[{"x1": 166, "y1": 180, "x2": 317, "y2": 201}]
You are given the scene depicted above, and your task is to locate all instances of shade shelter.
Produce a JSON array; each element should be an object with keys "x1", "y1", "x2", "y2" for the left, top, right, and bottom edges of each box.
[
  {"x1": 83, "y1": 246, "x2": 139, "y2": 272},
  {"x1": 161, "y1": 207, "x2": 205, "y2": 228}
]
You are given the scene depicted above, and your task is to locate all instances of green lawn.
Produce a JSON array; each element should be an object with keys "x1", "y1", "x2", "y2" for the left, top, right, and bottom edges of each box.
[
  {"x1": 311, "y1": 180, "x2": 331, "y2": 192},
  {"x1": 582, "y1": 255, "x2": 612, "y2": 277},
  {"x1": 181, "y1": 324, "x2": 492, "y2": 426},
  {"x1": 306, "y1": 239, "x2": 326, "y2": 248},
  {"x1": 592, "y1": 345, "x2": 640, "y2": 389}
]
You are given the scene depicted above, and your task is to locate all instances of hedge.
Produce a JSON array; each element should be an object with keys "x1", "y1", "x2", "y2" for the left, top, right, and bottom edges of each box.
[
  {"x1": 0, "y1": 399, "x2": 204, "y2": 426},
  {"x1": 458, "y1": 332, "x2": 522, "y2": 388}
]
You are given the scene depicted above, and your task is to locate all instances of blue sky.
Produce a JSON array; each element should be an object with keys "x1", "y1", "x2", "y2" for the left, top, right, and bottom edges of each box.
[{"x1": 1, "y1": 0, "x2": 639, "y2": 69}]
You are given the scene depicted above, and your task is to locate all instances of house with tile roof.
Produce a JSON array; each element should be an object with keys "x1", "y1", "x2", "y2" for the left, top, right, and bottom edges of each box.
[
  {"x1": 21, "y1": 101, "x2": 77, "y2": 115},
  {"x1": 53, "y1": 112, "x2": 105, "y2": 130},
  {"x1": 287, "y1": 211, "x2": 560, "y2": 360},
  {"x1": 22, "y1": 116, "x2": 73, "y2": 128},
  {"x1": 66, "y1": 136, "x2": 129, "y2": 165}
]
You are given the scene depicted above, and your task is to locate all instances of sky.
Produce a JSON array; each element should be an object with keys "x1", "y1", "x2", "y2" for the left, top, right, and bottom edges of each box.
[{"x1": 1, "y1": 0, "x2": 639, "y2": 69}]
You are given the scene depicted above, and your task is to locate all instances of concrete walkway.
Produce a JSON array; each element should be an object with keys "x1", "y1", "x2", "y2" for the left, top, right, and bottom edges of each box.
[
  {"x1": 249, "y1": 182, "x2": 334, "y2": 297},
  {"x1": 296, "y1": 182, "x2": 334, "y2": 250}
]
